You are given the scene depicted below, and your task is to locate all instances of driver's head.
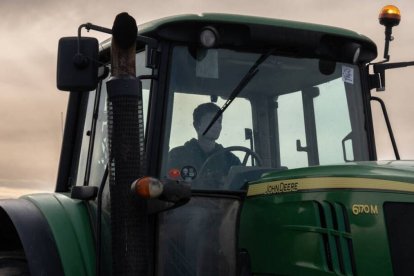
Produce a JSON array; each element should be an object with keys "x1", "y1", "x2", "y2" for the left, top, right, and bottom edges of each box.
[{"x1": 193, "y1": 103, "x2": 222, "y2": 141}]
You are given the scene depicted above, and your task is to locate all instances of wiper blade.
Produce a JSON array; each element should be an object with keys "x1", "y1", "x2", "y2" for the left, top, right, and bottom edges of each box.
[{"x1": 203, "y1": 51, "x2": 273, "y2": 135}]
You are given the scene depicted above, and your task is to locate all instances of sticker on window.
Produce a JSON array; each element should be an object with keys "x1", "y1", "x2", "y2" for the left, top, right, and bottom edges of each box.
[{"x1": 342, "y1": 66, "x2": 354, "y2": 84}]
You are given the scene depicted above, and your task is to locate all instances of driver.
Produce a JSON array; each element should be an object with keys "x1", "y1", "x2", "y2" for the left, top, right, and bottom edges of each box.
[{"x1": 167, "y1": 103, "x2": 241, "y2": 187}]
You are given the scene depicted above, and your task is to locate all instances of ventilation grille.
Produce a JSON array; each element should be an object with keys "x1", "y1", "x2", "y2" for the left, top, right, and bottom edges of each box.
[{"x1": 317, "y1": 201, "x2": 355, "y2": 275}]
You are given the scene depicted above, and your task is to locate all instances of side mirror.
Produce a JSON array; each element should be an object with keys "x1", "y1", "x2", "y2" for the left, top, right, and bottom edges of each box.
[{"x1": 56, "y1": 37, "x2": 99, "y2": 92}]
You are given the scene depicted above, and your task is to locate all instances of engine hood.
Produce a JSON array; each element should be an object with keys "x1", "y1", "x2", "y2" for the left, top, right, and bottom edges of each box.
[
  {"x1": 259, "y1": 161, "x2": 414, "y2": 184},
  {"x1": 245, "y1": 161, "x2": 414, "y2": 197}
]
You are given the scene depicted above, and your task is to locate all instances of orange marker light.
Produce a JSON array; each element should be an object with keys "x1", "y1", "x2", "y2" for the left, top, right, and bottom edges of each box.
[
  {"x1": 131, "y1": 177, "x2": 163, "y2": 199},
  {"x1": 379, "y1": 5, "x2": 401, "y2": 26},
  {"x1": 168, "y1": 168, "x2": 181, "y2": 180}
]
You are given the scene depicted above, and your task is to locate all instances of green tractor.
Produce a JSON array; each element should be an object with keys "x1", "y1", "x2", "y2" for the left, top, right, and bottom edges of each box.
[{"x1": 1, "y1": 5, "x2": 413, "y2": 276}]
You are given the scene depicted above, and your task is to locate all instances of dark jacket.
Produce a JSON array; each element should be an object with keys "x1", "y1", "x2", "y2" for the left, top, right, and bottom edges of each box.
[{"x1": 168, "y1": 139, "x2": 241, "y2": 189}]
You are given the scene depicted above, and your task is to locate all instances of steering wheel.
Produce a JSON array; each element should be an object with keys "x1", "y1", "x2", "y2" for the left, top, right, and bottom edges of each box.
[{"x1": 198, "y1": 146, "x2": 263, "y2": 178}]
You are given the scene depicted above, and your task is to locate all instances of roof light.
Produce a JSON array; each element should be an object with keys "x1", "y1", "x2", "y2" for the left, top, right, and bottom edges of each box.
[
  {"x1": 199, "y1": 26, "x2": 219, "y2": 48},
  {"x1": 131, "y1": 177, "x2": 163, "y2": 199},
  {"x1": 379, "y1": 5, "x2": 401, "y2": 27}
]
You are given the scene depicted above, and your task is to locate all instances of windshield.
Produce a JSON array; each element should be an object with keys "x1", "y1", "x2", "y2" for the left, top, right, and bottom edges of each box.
[{"x1": 161, "y1": 45, "x2": 369, "y2": 191}]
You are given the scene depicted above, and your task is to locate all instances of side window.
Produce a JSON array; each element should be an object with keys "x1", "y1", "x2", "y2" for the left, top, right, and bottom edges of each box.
[
  {"x1": 276, "y1": 78, "x2": 360, "y2": 169},
  {"x1": 314, "y1": 78, "x2": 353, "y2": 164},
  {"x1": 75, "y1": 51, "x2": 152, "y2": 191},
  {"x1": 75, "y1": 90, "x2": 96, "y2": 187},
  {"x1": 277, "y1": 91, "x2": 308, "y2": 169}
]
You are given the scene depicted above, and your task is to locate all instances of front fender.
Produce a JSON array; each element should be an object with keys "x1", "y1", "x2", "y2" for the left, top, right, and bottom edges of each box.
[
  {"x1": 0, "y1": 193, "x2": 96, "y2": 276},
  {"x1": 0, "y1": 197, "x2": 64, "y2": 275}
]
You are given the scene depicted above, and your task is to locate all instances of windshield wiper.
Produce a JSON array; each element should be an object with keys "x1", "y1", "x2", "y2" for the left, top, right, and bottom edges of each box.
[{"x1": 203, "y1": 50, "x2": 273, "y2": 135}]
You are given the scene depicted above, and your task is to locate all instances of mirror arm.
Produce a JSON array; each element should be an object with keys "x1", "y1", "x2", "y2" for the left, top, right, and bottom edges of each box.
[
  {"x1": 79, "y1": 23, "x2": 112, "y2": 36},
  {"x1": 370, "y1": 61, "x2": 414, "y2": 91},
  {"x1": 78, "y1": 23, "x2": 158, "y2": 48},
  {"x1": 78, "y1": 23, "x2": 159, "y2": 70},
  {"x1": 77, "y1": 24, "x2": 112, "y2": 59}
]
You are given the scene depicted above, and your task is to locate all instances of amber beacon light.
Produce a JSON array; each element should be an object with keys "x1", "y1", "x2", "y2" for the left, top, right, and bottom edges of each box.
[
  {"x1": 378, "y1": 5, "x2": 401, "y2": 61},
  {"x1": 379, "y1": 5, "x2": 401, "y2": 27}
]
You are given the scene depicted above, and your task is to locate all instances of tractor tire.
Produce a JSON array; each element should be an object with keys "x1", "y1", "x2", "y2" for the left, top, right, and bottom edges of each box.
[{"x1": 0, "y1": 251, "x2": 30, "y2": 276}]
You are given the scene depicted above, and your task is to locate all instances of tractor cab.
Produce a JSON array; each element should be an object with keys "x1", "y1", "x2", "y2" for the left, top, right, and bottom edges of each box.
[
  {"x1": 68, "y1": 14, "x2": 378, "y2": 197},
  {"x1": 57, "y1": 13, "x2": 381, "y2": 276}
]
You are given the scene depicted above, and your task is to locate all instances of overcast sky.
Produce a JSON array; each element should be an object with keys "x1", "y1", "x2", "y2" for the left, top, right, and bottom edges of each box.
[{"x1": 0, "y1": 0, "x2": 413, "y2": 198}]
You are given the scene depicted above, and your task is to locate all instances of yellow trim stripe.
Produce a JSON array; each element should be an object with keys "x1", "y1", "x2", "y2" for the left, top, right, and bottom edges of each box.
[{"x1": 247, "y1": 177, "x2": 414, "y2": 197}]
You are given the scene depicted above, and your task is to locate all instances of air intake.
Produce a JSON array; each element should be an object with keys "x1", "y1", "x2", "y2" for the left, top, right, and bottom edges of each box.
[{"x1": 317, "y1": 201, "x2": 356, "y2": 275}]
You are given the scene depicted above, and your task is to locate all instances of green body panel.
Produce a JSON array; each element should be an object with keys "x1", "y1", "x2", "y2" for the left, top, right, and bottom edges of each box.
[
  {"x1": 138, "y1": 13, "x2": 375, "y2": 47},
  {"x1": 23, "y1": 193, "x2": 95, "y2": 276},
  {"x1": 260, "y1": 161, "x2": 414, "y2": 183},
  {"x1": 239, "y1": 161, "x2": 414, "y2": 275}
]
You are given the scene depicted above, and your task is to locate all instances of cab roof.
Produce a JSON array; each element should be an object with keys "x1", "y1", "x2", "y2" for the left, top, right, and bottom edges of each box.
[
  {"x1": 100, "y1": 13, "x2": 377, "y2": 63},
  {"x1": 139, "y1": 13, "x2": 374, "y2": 44},
  {"x1": 137, "y1": 13, "x2": 377, "y2": 62}
]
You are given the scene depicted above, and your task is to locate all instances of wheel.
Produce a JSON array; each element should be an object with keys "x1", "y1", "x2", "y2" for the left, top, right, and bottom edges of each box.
[{"x1": 0, "y1": 251, "x2": 30, "y2": 276}]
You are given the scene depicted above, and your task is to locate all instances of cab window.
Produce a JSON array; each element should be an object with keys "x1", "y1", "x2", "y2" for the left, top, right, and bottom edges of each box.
[
  {"x1": 75, "y1": 50, "x2": 152, "y2": 199},
  {"x1": 161, "y1": 45, "x2": 370, "y2": 190}
]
